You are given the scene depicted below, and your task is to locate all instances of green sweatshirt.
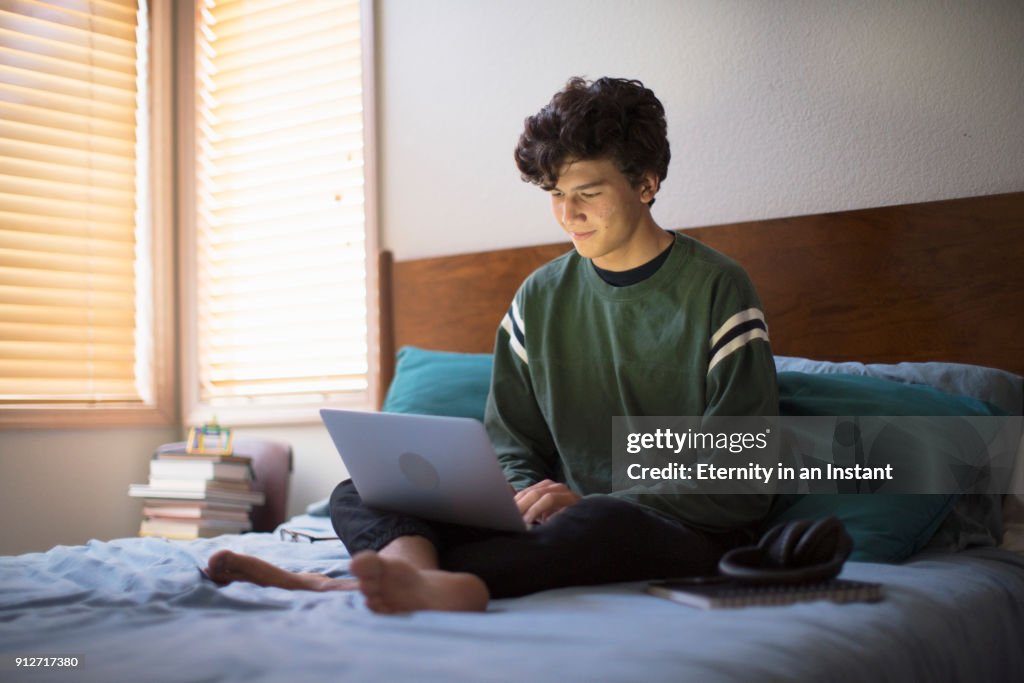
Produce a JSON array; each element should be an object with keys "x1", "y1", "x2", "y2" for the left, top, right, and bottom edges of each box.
[{"x1": 484, "y1": 232, "x2": 779, "y2": 531}]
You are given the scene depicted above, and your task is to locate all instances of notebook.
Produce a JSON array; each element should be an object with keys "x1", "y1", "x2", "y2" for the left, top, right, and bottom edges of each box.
[{"x1": 646, "y1": 578, "x2": 884, "y2": 609}]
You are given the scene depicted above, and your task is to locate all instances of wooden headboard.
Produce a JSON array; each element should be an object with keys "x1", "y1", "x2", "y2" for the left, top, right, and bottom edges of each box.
[{"x1": 379, "y1": 192, "x2": 1024, "y2": 393}]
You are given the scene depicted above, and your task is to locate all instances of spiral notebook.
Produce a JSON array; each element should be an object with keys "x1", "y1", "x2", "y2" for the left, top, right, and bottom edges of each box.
[{"x1": 646, "y1": 578, "x2": 884, "y2": 609}]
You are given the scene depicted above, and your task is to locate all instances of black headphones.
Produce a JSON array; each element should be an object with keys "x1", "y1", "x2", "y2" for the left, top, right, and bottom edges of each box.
[{"x1": 718, "y1": 516, "x2": 853, "y2": 584}]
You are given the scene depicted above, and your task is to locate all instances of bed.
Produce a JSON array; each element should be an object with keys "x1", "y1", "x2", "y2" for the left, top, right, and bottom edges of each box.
[{"x1": 3, "y1": 192, "x2": 1024, "y2": 682}]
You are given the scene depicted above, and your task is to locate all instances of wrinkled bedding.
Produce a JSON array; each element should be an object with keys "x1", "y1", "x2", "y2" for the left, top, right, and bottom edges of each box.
[{"x1": 2, "y1": 515, "x2": 1023, "y2": 683}]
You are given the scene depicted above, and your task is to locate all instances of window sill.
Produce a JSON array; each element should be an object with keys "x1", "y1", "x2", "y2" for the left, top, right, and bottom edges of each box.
[
  {"x1": 0, "y1": 403, "x2": 177, "y2": 430},
  {"x1": 185, "y1": 391, "x2": 374, "y2": 427}
]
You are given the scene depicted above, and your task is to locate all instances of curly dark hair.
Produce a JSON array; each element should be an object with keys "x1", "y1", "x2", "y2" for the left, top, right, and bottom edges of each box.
[{"x1": 514, "y1": 77, "x2": 670, "y2": 204}]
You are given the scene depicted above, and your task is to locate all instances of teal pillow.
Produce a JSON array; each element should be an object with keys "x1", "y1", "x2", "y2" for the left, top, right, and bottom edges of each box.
[
  {"x1": 381, "y1": 346, "x2": 494, "y2": 422},
  {"x1": 771, "y1": 371, "x2": 1004, "y2": 563},
  {"x1": 769, "y1": 493, "x2": 956, "y2": 563},
  {"x1": 779, "y1": 371, "x2": 1004, "y2": 418}
]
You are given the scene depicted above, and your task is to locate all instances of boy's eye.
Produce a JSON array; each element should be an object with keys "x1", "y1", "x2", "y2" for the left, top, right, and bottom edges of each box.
[{"x1": 580, "y1": 192, "x2": 599, "y2": 199}]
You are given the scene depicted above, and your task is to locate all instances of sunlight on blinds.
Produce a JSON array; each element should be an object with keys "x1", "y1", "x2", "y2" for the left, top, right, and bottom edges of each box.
[
  {"x1": 194, "y1": 0, "x2": 367, "y2": 406},
  {"x1": 0, "y1": 0, "x2": 150, "y2": 404}
]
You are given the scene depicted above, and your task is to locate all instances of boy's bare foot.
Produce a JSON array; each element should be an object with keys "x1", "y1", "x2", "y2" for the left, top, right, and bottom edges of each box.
[
  {"x1": 204, "y1": 550, "x2": 356, "y2": 592},
  {"x1": 350, "y1": 550, "x2": 489, "y2": 614}
]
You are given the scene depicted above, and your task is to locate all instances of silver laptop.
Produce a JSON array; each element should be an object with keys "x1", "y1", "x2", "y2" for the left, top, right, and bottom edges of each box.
[{"x1": 320, "y1": 409, "x2": 527, "y2": 532}]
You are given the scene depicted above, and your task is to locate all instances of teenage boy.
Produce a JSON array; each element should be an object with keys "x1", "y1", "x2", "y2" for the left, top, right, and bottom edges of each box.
[{"x1": 205, "y1": 77, "x2": 778, "y2": 613}]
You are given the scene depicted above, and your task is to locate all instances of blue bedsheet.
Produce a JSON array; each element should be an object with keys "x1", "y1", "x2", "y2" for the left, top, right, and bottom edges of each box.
[{"x1": 2, "y1": 519, "x2": 1023, "y2": 683}]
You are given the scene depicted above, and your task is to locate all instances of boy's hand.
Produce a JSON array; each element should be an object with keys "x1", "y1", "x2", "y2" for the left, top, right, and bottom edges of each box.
[{"x1": 514, "y1": 479, "x2": 581, "y2": 525}]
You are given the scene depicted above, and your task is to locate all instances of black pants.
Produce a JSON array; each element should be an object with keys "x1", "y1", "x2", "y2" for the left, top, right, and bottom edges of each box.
[{"x1": 330, "y1": 479, "x2": 752, "y2": 599}]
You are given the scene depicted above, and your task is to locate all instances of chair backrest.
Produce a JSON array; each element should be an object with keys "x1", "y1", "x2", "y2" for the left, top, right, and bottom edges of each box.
[{"x1": 231, "y1": 439, "x2": 293, "y2": 532}]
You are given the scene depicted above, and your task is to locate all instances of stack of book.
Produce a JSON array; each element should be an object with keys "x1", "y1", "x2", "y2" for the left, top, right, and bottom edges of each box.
[{"x1": 129, "y1": 446, "x2": 265, "y2": 540}]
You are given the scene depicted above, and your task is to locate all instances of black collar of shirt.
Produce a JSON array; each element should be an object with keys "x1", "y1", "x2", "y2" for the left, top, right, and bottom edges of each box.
[{"x1": 591, "y1": 235, "x2": 675, "y2": 287}]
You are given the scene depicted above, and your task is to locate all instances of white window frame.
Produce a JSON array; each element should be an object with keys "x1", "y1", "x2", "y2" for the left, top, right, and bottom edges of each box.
[{"x1": 175, "y1": 0, "x2": 381, "y2": 427}]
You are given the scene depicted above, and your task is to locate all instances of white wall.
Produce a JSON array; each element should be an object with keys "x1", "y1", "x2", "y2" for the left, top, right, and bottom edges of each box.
[
  {"x1": 2, "y1": 0, "x2": 1022, "y2": 555},
  {"x1": 0, "y1": 421, "x2": 347, "y2": 555},
  {"x1": 0, "y1": 427, "x2": 179, "y2": 555},
  {"x1": 378, "y1": 0, "x2": 1024, "y2": 260}
]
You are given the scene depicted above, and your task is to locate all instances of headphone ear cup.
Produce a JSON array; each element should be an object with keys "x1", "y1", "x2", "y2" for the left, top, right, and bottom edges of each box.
[
  {"x1": 720, "y1": 517, "x2": 854, "y2": 583},
  {"x1": 767, "y1": 519, "x2": 813, "y2": 568},
  {"x1": 757, "y1": 522, "x2": 787, "y2": 556},
  {"x1": 792, "y1": 516, "x2": 841, "y2": 567}
]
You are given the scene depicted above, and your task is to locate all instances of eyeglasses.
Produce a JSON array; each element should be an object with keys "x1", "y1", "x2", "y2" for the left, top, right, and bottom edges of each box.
[{"x1": 278, "y1": 528, "x2": 339, "y2": 543}]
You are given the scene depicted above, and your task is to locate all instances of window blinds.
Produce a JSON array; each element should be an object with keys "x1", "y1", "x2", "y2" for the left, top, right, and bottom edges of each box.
[
  {"x1": 0, "y1": 0, "x2": 149, "y2": 404},
  {"x1": 193, "y1": 0, "x2": 367, "y2": 407}
]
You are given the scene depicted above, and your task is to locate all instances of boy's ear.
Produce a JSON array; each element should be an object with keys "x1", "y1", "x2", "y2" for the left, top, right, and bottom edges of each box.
[{"x1": 639, "y1": 172, "x2": 660, "y2": 204}]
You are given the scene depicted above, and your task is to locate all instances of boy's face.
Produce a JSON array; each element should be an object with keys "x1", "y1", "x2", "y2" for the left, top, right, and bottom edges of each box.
[{"x1": 549, "y1": 158, "x2": 658, "y2": 271}]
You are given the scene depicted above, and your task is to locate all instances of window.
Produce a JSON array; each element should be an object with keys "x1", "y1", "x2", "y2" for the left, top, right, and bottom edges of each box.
[
  {"x1": 180, "y1": 0, "x2": 376, "y2": 424},
  {"x1": 0, "y1": 0, "x2": 174, "y2": 427}
]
